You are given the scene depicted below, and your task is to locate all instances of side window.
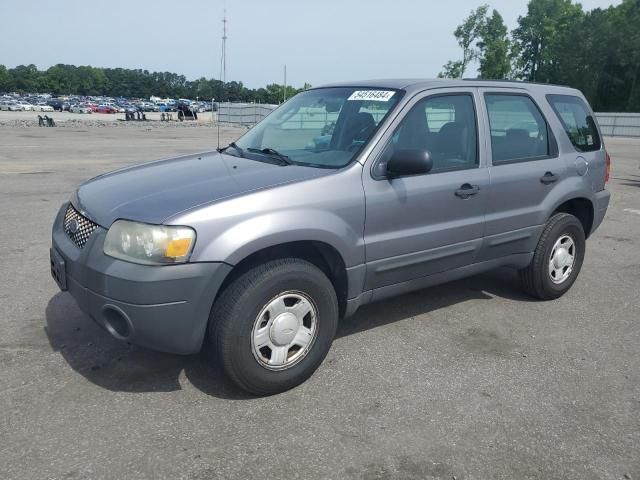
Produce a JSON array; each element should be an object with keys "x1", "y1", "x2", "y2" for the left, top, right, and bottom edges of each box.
[
  {"x1": 547, "y1": 94, "x2": 601, "y2": 152},
  {"x1": 485, "y1": 94, "x2": 550, "y2": 164},
  {"x1": 387, "y1": 94, "x2": 478, "y2": 174}
]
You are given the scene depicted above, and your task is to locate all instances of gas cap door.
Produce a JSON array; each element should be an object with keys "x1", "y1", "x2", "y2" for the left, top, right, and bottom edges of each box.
[{"x1": 574, "y1": 156, "x2": 589, "y2": 176}]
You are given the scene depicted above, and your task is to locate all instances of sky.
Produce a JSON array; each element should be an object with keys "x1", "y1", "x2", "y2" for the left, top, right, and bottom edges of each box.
[{"x1": 0, "y1": 0, "x2": 622, "y2": 89}]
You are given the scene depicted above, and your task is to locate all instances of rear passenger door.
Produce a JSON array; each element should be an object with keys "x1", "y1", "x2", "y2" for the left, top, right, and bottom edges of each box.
[{"x1": 477, "y1": 89, "x2": 566, "y2": 261}]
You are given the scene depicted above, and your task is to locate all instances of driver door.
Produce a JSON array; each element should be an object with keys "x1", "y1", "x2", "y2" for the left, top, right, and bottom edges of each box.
[{"x1": 362, "y1": 89, "x2": 489, "y2": 290}]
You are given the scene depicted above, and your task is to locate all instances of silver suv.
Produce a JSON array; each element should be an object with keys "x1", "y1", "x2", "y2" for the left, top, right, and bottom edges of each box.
[{"x1": 50, "y1": 79, "x2": 611, "y2": 395}]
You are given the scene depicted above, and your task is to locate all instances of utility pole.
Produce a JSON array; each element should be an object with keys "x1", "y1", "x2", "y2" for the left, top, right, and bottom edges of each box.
[{"x1": 283, "y1": 65, "x2": 287, "y2": 103}]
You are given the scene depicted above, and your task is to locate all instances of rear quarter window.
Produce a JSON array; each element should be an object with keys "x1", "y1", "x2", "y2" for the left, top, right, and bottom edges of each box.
[{"x1": 547, "y1": 94, "x2": 601, "y2": 152}]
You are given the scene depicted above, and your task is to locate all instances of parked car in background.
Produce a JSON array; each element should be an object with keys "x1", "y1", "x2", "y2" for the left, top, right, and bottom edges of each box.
[
  {"x1": 32, "y1": 103, "x2": 55, "y2": 112},
  {"x1": 139, "y1": 102, "x2": 157, "y2": 112},
  {"x1": 158, "y1": 103, "x2": 176, "y2": 112},
  {"x1": 191, "y1": 103, "x2": 206, "y2": 113},
  {"x1": 123, "y1": 104, "x2": 140, "y2": 113},
  {"x1": 99, "y1": 102, "x2": 123, "y2": 113},
  {"x1": 0, "y1": 101, "x2": 23, "y2": 111},
  {"x1": 95, "y1": 104, "x2": 117, "y2": 113},
  {"x1": 46, "y1": 100, "x2": 70, "y2": 112},
  {"x1": 70, "y1": 104, "x2": 92, "y2": 114},
  {"x1": 14, "y1": 100, "x2": 34, "y2": 111}
]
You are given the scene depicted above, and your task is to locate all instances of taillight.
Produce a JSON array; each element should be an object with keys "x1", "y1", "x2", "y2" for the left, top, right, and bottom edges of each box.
[{"x1": 605, "y1": 151, "x2": 611, "y2": 183}]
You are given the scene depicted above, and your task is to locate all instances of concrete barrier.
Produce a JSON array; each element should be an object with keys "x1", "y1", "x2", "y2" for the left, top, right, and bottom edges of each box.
[{"x1": 595, "y1": 112, "x2": 640, "y2": 138}]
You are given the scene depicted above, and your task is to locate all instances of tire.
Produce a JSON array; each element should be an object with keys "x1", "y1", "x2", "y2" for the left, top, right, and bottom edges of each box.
[
  {"x1": 209, "y1": 258, "x2": 338, "y2": 395},
  {"x1": 519, "y1": 212, "x2": 586, "y2": 300}
]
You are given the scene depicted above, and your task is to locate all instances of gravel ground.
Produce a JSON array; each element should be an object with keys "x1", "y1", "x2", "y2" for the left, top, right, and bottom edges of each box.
[{"x1": 0, "y1": 127, "x2": 638, "y2": 480}]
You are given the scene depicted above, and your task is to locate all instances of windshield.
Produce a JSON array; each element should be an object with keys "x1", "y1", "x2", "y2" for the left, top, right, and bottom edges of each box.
[{"x1": 233, "y1": 87, "x2": 403, "y2": 168}]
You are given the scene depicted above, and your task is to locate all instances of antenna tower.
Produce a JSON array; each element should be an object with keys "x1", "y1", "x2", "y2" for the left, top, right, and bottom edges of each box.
[{"x1": 220, "y1": 10, "x2": 227, "y2": 84}]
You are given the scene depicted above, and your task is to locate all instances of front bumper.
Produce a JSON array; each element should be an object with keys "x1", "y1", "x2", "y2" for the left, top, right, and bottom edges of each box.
[{"x1": 50, "y1": 203, "x2": 232, "y2": 354}]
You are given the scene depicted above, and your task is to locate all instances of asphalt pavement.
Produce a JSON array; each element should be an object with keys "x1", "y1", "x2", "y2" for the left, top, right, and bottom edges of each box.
[{"x1": 0, "y1": 126, "x2": 638, "y2": 480}]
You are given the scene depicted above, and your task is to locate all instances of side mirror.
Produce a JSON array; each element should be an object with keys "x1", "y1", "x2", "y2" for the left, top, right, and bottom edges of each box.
[{"x1": 386, "y1": 149, "x2": 433, "y2": 178}]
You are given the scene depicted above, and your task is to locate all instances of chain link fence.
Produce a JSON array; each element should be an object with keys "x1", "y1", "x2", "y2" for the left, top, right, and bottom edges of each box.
[
  {"x1": 216, "y1": 103, "x2": 278, "y2": 125},
  {"x1": 216, "y1": 103, "x2": 640, "y2": 138}
]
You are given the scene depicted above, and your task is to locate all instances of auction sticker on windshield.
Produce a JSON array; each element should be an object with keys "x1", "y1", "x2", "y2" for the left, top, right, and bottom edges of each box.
[{"x1": 348, "y1": 90, "x2": 395, "y2": 101}]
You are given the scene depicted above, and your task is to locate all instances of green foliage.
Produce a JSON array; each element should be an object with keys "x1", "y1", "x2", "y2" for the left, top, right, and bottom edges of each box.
[
  {"x1": 0, "y1": 63, "x2": 308, "y2": 104},
  {"x1": 440, "y1": 5, "x2": 512, "y2": 79},
  {"x1": 512, "y1": 0, "x2": 584, "y2": 82},
  {"x1": 441, "y1": 0, "x2": 640, "y2": 111},
  {"x1": 512, "y1": 0, "x2": 640, "y2": 111},
  {"x1": 440, "y1": 5, "x2": 489, "y2": 78},
  {"x1": 477, "y1": 10, "x2": 511, "y2": 79},
  {"x1": 0, "y1": 65, "x2": 11, "y2": 91},
  {"x1": 587, "y1": 0, "x2": 640, "y2": 111},
  {"x1": 438, "y1": 61, "x2": 465, "y2": 79}
]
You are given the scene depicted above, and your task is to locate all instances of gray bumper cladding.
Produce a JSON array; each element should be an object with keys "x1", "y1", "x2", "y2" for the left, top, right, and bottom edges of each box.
[{"x1": 50, "y1": 204, "x2": 232, "y2": 354}]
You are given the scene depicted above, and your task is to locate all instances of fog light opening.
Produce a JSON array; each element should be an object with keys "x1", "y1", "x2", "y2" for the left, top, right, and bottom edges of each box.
[{"x1": 102, "y1": 305, "x2": 133, "y2": 340}]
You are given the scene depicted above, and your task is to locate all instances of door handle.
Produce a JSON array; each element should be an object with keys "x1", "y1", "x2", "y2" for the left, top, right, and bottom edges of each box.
[
  {"x1": 455, "y1": 183, "x2": 480, "y2": 199},
  {"x1": 540, "y1": 172, "x2": 558, "y2": 185}
]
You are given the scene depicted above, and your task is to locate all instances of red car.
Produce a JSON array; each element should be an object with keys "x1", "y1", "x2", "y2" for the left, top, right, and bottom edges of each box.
[{"x1": 96, "y1": 105, "x2": 117, "y2": 114}]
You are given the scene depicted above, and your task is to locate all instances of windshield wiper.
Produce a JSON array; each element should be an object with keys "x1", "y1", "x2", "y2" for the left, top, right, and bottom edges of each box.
[
  {"x1": 218, "y1": 142, "x2": 244, "y2": 157},
  {"x1": 247, "y1": 147, "x2": 292, "y2": 166}
]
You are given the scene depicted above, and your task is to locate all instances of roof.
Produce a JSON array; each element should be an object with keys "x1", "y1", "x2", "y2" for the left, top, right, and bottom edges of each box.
[{"x1": 315, "y1": 78, "x2": 580, "y2": 95}]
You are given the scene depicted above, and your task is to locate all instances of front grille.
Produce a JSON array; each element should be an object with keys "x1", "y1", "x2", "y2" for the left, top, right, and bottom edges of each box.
[{"x1": 64, "y1": 204, "x2": 98, "y2": 249}]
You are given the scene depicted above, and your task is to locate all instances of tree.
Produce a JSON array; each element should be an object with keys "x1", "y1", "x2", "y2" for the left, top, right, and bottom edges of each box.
[
  {"x1": 608, "y1": 0, "x2": 640, "y2": 111},
  {"x1": 438, "y1": 61, "x2": 465, "y2": 79},
  {"x1": 512, "y1": 0, "x2": 584, "y2": 82},
  {"x1": 477, "y1": 10, "x2": 512, "y2": 79},
  {"x1": 436, "y1": 0, "x2": 639, "y2": 110},
  {"x1": 439, "y1": 5, "x2": 489, "y2": 78},
  {"x1": 9, "y1": 64, "x2": 41, "y2": 92},
  {"x1": 0, "y1": 65, "x2": 12, "y2": 92}
]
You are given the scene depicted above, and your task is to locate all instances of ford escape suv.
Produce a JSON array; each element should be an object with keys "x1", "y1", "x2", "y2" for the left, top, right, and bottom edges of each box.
[{"x1": 50, "y1": 79, "x2": 611, "y2": 395}]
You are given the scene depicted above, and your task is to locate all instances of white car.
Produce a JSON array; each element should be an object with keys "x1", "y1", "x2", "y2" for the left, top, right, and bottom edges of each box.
[
  {"x1": 0, "y1": 101, "x2": 23, "y2": 111},
  {"x1": 70, "y1": 105, "x2": 92, "y2": 114},
  {"x1": 32, "y1": 103, "x2": 54, "y2": 112},
  {"x1": 14, "y1": 101, "x2": 33, "y2": 111}
]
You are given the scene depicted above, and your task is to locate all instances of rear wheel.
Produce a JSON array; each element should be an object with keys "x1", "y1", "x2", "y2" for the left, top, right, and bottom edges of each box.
[
  {"x1": 519, "y1": 212, "x2": 586, "y2": 300},
  {"x1": 209, "y1": 258, "x2": 338, "y2": 395}
]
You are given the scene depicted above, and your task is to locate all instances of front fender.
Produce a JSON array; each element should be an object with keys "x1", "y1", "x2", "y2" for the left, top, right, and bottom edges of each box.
[
  {"x1": 192, "y1": 209, "x2": 364, "y2": 267},
  {"x1": 169, "y1": 165, "x2": 367, "y2": 268}
]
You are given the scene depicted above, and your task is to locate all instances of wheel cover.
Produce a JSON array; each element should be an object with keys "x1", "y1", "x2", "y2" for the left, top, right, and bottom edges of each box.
[
  {"x1": 251, "y1": 291, "x2": 319, "y2": 371},
  {"x1": 548, "y1": 234, "x2": 576, "y2": 284}
]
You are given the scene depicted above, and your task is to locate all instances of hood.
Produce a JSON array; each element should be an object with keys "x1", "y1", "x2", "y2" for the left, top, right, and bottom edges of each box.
[{"x1": 74, "y1": 150, "x2": 332, "y2": 227}]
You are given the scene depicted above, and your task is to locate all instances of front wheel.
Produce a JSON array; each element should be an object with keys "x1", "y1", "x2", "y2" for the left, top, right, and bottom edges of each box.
[
  {"x1": 519, "y1": 212, "x2": 586, "y2": 300},
  {"x1": 209, "y1": 258, "x2": 338, "y2": 395}
]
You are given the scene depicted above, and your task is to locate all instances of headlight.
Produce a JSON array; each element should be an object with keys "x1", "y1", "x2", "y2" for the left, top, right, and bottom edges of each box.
[{"x1": 104, "y1": 220, "x2": 196, "y2": 265}]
